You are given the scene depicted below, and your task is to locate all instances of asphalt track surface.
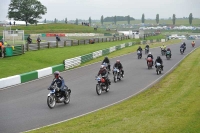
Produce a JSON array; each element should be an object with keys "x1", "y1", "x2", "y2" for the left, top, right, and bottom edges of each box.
[{"x1": 0, "y1": 40, "x2": 199, "y2": 133}]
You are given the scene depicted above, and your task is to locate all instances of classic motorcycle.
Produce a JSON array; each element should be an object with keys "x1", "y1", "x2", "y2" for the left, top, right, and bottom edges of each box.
[
  {"x1": 166, "y1": 51, "x2": 171, "y2": 60},
  {"x1": 146, "y1": 57, "x2": 153, "y2": 69},
  {"x1": 137, "y1": 50, "x2": 142, "y2": 59},
  {"x1": 161, "y1": 48, "x2": 166, "y2": 56},
  {"x1": 113, "y1": 67, "x2": 123, "y2": 83},
  {"x1": 145, "y1": 47, "x2": 149, "y2": 54},
  {"x1": 156, "y1": 62, "x2": 162, "y2": 75},
  {"x1": 180, "y1": 47, "x2": 184, "y2": 54},
  {"x1": 47, "y1": 84, "x2": 71, "y2": 109},
  {"x1": 95, "y1": 75, "x2": 110, "y2": 95}
]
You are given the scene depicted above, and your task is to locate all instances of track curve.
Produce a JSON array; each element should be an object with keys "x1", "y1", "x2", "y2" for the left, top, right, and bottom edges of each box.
[{"x1": 0, "y1": 40, "x2": 199, "y2": 133}]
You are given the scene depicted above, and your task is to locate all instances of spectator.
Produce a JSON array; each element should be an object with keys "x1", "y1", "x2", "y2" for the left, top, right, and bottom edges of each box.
[
  {"x1": 37, "y1": 35, "x2": 41, "y2": 43},
  {"x1": 14, "y1": 21, "x2": 16, "y2": 26},
  {"x1": 0, "y1": 41, "x2": 5, "y2": 58}
]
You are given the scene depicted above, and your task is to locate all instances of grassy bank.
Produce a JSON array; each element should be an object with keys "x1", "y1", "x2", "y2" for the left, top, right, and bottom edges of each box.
[
  {"x1": 28, "y1": 47, "x2": 200, "y2": 133},
  {"x1": 10, "y1": 24, "x2": 112, "y2": 34},
  {"x1": 0, "y1": 39, "x2": 180, "y2": 79},
  {"x1": 145, "y1": 34, "x2": 165, "y2": 40}
]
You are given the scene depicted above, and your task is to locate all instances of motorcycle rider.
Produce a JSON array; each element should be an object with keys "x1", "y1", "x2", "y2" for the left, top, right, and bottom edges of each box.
[
  {"x1": 137, "y1": 46, "x2": 143, "y2": 57},
  {"x1": 113, "y1": 60, "x2": 124, "y2": 77},
  {"x1": 180, "y1": 43, "x2": 186, "y2": 53},
  {"x1": 97, "y1": 65, "x2": 111, "y2": 85},
  {"x1": 27, "y1": 35, "x2": 32, "y2": 44},
  {"x1": 191, "y1": 41, "x2": 195, "y2": 45},
  {"x1": 183, "y1": 42, "x2": 186, "y2": 51},
  {"x1": 37, "y1": 35, "x2": 41, "y2": 43},
  {"x1": 145, "y1": 44, "x2": 150, "y2": 53},
  {"x1": 102, "y1": 56, "x2": 110, "y2": 71},
  {"x1": 160, "y1": 44, "x2": 166, "y2": 53},
  {"x1": 146, "y1": 52, "x2": 154, "y2": 66},
  {"x1": 155, "y1": 56, "x2": 164, "y2": 71},
  {"x1": 166, "y1": 48, "x2": 172, "y2": 58},
  {"x1": 56, "y1": 34, "x2": 60, "y2": 41},
  {"x1": 49, "y1": 71, "x2": 68, "y2": 99}
]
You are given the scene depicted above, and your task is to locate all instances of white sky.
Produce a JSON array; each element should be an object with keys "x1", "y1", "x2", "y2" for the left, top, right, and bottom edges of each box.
[{"x1": 0, "y1": 0, "x2": 200, "y2": 21}]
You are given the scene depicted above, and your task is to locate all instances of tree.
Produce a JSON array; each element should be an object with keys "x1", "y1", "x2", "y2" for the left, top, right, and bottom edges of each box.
[
  {"x1": 76, "y1": 18, "x2": 78, "y2": 25},
  {"x1": 114, "y1": 15, "x2": 117, "y2": 25},
  {"x1": 65, "y1": 18, "x2": 67, "y2": 24},
  {"x1": 101, "y1": 15, "x2": 104, "y2": 25},
  {"x1": 8, "y1": 0, "x2": 47, "y2": 26},
  {"x1": 189, "y1": 13, "x2": 193, "y2": 25},
  {"x1": 54, "y1": 18, "x2": 57, "y2": 23},
  {"x1": 172, "y1": 14, "x2": 176, "y2": 25},
  {"x1": 127, "y1": 15, "x2": 130, "y2": 24},
  {"x1": 44, "y1": 18, "x2": 46, "y2": 23},
  {"x1": 156, "y1": 14, "x2": 159, "y2": 24},
  {"x1": 142, "y1": 14, "x2": 145, "y2": 23},
  {"x1": 89, "y1": 17, "x2": 91, "y2": 26}
]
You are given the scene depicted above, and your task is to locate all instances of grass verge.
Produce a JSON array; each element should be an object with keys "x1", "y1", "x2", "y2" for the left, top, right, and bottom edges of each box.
[
  {"x1": 0, "y1": 39, "x2": 180, "y2": 79},
  {"x1": 27, "y1": 47, "x2": 200, "y2": 133}
]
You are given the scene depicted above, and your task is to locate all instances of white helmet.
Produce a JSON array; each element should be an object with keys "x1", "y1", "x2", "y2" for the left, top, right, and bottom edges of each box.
[{"x1": 148, "y1": 52, "x2": 151, "y2": 54}]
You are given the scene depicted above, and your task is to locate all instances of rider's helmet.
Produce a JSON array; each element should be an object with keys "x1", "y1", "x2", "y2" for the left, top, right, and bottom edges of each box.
[
  {"x1": 105, "y1": 56, "x2": 108, "y2": 59},
  {"x1": 157, "y1": 56, "x2": 160, "y2": 60},
  {"x1": 116, "y1": 60, "x2": 120, "y2": 63},
  {"x1": 54, "y1": 71, "x2": 60, "y2": 78},
  {"x1": 148, "y1": 52, "x2": 151, "y2": 55},
  {"x1": 167, "y1": 48, "x2": 170, "y2": 51},
  {"x1": 139, "y1": 46, "x2": 141, "y2": 48}
]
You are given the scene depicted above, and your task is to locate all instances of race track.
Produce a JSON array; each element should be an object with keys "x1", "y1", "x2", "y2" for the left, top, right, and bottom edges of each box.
[{"x1": 0, "y1": 40, "x2": 199, "y2": 133}]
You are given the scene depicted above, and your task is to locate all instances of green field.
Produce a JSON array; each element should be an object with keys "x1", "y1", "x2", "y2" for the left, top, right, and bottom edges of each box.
[
  {"x1": 27, "y1": 46, "x2": 200, "y2": 133},
  {"x1": 9, "y1": 24, "x2": 113, "y2": 34}
]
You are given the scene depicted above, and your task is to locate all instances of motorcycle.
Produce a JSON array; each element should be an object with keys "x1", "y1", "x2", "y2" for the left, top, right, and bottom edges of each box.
[
  {"x1": 137, "y1": 50, "x2": 142, "y2": 59},
  {"x1": 102, "y1": 62, "x2": 110, "y2": 74},
  {"x1": 95, "y1": 75, "x2": 110, "y2": 95},
  {"x1": 113, "y1": 67, "x2": 123, "y2": 83},
  {"x1": 145, "y1": 47, "x2": 149, "y2": 54},
  {"x1": 156, "y1": 63, "x2": 162, "y2": 75},
  {"x1": 47, "y1": 84, "x2": 71, "y2": 109},
  {"x1": 161, "y1": 48, "x2": 166, "y2": 56},
  {"x1": 146, "y1": 57, "x2": 153, "y2": 69},
  {"x1": 166, "y1": 51, "x2": 171, "y2": 60},
  {"x1": 56, "y1": 36, "x2": 61, "y2": 41},
  {"x1": 180, "y1": 47, "x2": 184, "y2": 54}
]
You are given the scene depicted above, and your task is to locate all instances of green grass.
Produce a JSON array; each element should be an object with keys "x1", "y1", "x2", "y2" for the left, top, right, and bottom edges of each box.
[
  {"x1": 27, "y1": 44, "x2": 200, "y2": 133},
  {"x1": 0, "y1": 39, "x2": 180, "y2": 79},
  {"x1": 145, "y1": 34, "x2": 165, "y2": 40},
  {"x1": 10, "y1": 24, "x2": 113, "y2": 34}
]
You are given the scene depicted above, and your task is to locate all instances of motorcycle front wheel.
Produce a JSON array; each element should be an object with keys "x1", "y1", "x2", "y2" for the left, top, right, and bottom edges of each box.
[
  {"x1": 47, "y1": 95, "x2": 56, "y2": 109},
  {"x1": 96, "y1": 84, "x2": 102, "y2": 95}
]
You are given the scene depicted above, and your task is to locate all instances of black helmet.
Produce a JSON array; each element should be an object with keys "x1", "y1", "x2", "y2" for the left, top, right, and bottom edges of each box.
[{"x1": 157, "y1": 56, "x2": 160, "y2": 59}]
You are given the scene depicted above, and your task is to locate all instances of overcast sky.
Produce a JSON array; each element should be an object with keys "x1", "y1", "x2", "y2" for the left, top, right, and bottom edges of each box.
[{"x1": 0, "y1": 0, "x2": 200, "y2": 21}]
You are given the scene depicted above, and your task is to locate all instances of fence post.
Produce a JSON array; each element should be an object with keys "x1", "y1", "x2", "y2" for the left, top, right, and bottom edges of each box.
[
  {"x1": 48, "y1": 42, "x2": 50, "y2": 48},
  {"x1": 38, "y1": 42, "x2": 40, "y2": 50},
  {"x1": 22, "y1": 45, "x2": 25, "y2": 54},
  {"x1": 56, "y1": 41, "x2": 58, "y2": 48},
  {"x1": 102, "y1": 38, "x2": 103, "y2": 42},
  {"x1": 71, "y1": 40, "x2": 73, "y2": 46},
  {"x1": 98, "y1": 38, "x2": 99, "y2": 43},
  {"x1": 84, "y1": 40, "x2": 85, "y2": 44},
  {"x1": 64, "y1": 41, "x2": 66, "y2": 47},
  {"x1": 78, "y1": 40, "x2": 79, "y2": 45},
  {"x1": 26, "y1": 43, "x2": 29, "y2": 51}
]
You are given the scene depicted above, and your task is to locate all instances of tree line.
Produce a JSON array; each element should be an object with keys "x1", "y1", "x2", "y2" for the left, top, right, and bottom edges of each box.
[{"x1": 7, "y1": 0, "x2": 194, "y2": 26}]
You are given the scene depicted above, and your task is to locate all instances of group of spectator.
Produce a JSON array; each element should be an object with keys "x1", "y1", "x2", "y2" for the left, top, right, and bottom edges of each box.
[{"x1": 9, "y1": 21, "x2": 16, "y2": 26}]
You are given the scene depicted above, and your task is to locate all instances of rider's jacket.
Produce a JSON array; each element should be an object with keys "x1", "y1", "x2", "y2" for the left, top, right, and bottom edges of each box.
[
  {"x1": 113, "y1": 62, "x2": 123, "y2": 70},
  {"x1": 51, "y1": 76, "x2": 65, "y2": 89}
]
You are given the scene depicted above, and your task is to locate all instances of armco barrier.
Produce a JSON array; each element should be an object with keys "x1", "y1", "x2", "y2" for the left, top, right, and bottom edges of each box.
[
  {"x1": 93, "y1": 50, "x2": 102, "y2": 59},
  {"x1": 120, "y1": 43, "x2": 125, "y2": 48},
  {"x1": 20, "y1": 71, "x2": 38, "y2": 83},
  {"x1": 116, "y1": 45, "x2": 121, "y2": 50},
  {"x1": 109, "y1": 46, "x2": 116, "y2": 53}
]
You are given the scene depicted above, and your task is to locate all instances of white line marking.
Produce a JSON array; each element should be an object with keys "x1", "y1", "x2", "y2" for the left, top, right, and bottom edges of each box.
[{"x1": 24, "y1": 45, "x2": 199, "y2": 133}]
